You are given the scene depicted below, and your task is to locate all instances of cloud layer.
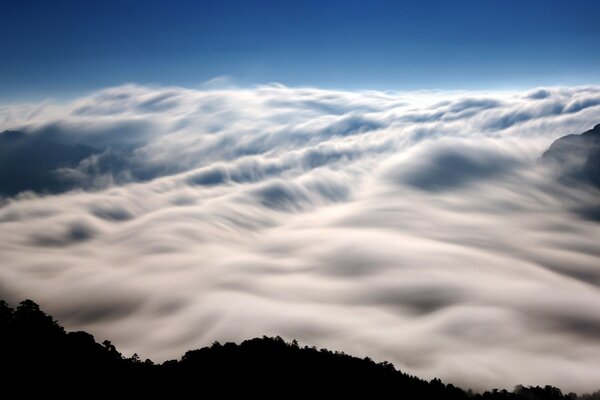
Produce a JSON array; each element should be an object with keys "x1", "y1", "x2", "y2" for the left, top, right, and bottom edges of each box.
[{"x1": 1, "y1": 84, "x2": 600, "y2": 392}]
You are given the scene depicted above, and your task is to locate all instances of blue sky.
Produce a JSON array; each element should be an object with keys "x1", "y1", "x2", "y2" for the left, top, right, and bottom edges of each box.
[{"x1": 1, "y1": 0, "x2": 600, "y2": 101}]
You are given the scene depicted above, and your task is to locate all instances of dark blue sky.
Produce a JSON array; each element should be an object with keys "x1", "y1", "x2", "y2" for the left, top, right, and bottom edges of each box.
[{"x1": 1, "y1": 0, "x2": 599, "y2": 101}]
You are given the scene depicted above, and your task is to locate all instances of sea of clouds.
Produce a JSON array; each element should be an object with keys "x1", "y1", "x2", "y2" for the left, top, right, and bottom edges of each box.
[{"x1": 1, "y1": 84, "x2": 600, "y2": 392}]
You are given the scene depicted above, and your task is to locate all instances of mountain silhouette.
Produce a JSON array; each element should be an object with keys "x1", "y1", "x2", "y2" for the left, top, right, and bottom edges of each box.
[
  {"x1": 0, "y1": 130, "x2": 99, "y2": 197},
  {"x1": 542, "y1": 124, "x2": 600, "y2": 189},
  {"x1": 1, "y1": 298, "x2": 598, "y2": 399}
]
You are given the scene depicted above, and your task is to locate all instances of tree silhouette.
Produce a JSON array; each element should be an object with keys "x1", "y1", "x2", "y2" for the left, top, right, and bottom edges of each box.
[{"x1": 0, "y1": 298, "x2": 597, "y2": 399}]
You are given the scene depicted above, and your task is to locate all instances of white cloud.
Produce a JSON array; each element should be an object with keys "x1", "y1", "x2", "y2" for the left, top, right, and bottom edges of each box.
[{"x1": 1, "y1": 84, "x2": 600, "y2": 392}]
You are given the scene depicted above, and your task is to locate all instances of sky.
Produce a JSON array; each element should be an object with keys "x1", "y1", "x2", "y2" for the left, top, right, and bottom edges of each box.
[
  {"x1": 1, "y1": 0, "x2": 600, "y2": 101},
  {"x1": 2, "y1": 0, "x2": 600, "y2": 394}
]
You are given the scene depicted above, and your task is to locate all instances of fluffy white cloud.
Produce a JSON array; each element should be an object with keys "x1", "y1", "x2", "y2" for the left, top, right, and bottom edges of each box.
[{"x1": 1, "y1": 84, "x2": 600, "y2": 392}]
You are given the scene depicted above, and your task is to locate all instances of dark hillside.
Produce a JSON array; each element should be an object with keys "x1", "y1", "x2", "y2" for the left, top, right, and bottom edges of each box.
[{"x1": 0, "y1": 299, "x2": 597, "y2": 399}]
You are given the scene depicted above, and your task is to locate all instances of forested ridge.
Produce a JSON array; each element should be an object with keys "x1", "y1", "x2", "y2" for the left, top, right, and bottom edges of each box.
[{"x1": 1, "y1": 298, "x2": 598, "y2": 398}]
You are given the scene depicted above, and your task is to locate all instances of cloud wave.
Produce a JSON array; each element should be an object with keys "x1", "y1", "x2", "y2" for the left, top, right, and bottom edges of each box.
[{"x1": 1, "y1": 84, "x2": 600, "y2": 392}]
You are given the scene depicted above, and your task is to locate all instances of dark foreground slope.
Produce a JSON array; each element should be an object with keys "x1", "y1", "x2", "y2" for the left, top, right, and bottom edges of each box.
[{"x1": 1, "y1": 299, "x2": 598, "y2": 399}]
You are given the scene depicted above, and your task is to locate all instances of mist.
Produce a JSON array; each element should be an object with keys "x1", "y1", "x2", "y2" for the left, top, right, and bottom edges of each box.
[{"x1": 1, "y1": 84, "x2": 600, "y2": 392}]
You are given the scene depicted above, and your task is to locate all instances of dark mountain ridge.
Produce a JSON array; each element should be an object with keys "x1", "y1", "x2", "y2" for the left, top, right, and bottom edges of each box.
[
  {"x1": 542, "y1": 123, "x2": 600, "y2": 189},
  {"x1": 1, "y1": 298, "x2": 598, "y2": 399},
  {"x1": 0, "y1": 130, "x2": 99, "y2": 197}
]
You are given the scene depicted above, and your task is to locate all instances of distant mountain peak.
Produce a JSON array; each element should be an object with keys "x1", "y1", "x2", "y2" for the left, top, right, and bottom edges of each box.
[
  {"x1": 0, "y1": 130, "x2": 100, "y2": 197},
  {"x1": 582, "y1": 123, "x2": 600, "y2": 136},
  {"x1": 0, "y1": 130, "x2": 28, "y2": 143},
  {"x1": 542, "y1": 123, "x2": 600, "y2": 190}
]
